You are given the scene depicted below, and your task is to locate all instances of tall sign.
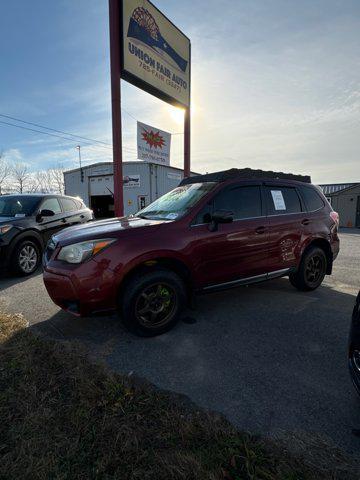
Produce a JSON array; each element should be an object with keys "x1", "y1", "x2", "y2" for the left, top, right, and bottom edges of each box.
[
  {"x1": 109, "y1": 0, "x2": 191, "y2": 216},
  {"x1": 137, "y1": 121, "x2": 171, "y2": 166}
]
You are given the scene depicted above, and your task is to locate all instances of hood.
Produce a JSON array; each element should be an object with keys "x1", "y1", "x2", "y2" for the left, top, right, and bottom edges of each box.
[
  {"x1": 53, "y1": 216, "x2": 168, "y2": 246},
  {"x1": 0, "y1": 216, "x2": 27, "y2": 226},
  {"x1": 0, "y1": 217, "x2": 17, "y2": 223}
]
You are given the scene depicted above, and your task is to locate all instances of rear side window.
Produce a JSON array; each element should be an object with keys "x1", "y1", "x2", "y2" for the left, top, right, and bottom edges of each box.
[
  {"x1": 61, "y1": 198, "x2": 77, "y2": 212},
  {"x1": 300, "y1": 186, "x2": 324, "y2": 212},
  {"x1": 41, "y1": 198, "x2": 62, "y2": 214},
  {"x1": 214, "y1": 186, "x2": 263, "y2": 220},
  {"x1": 266, "y1": 187, "x2": 302, "y2": 215}
]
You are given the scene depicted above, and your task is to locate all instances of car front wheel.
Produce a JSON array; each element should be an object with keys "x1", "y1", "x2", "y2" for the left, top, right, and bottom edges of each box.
[
  {"x1": 13, "y1": 240, "x2": 41, "y2": 276},
  {"x1": 289, "y1": 246, "x2": 327, "y2": 291},
  {"x1": 121, "y1": 269, "x2": 186, "y2": 337}
]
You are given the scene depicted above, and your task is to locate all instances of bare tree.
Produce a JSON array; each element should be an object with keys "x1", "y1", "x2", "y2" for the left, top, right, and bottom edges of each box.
[
  {"x1": 34, "y1": 170, "x2": 52, "y2": 193},
  {"x1": 49, "y1": 164, "x2": 65, "y2": 194},
  {"x1": 11, "y1": 163, "x2": 31, "y2": 194},
  {"x1": 0, "y1": 151, "x2": 11, "y2": 195}
]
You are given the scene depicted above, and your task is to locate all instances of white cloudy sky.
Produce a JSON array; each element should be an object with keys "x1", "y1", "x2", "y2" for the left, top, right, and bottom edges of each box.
[{"x1": 0, "y1": 0, "x2": 359, "y2": 183}]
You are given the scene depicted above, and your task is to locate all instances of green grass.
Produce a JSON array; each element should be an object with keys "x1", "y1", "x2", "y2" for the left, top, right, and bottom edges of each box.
[{"x1": 0, "y1": 311, "x2": 358, "y2": 480}]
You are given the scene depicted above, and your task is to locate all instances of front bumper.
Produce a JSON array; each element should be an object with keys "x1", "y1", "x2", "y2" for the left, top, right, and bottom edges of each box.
[
  {"x1": 43, "y1": 263, "x2": 120, "y2": 317},
  {"x1": 0, "y1": 245, "x2": 10, "y2": 271}
]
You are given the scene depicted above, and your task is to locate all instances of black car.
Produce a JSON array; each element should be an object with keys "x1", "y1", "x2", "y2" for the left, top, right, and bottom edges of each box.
[
  {"x1": 349, "y1": 292, "x2": 360, "y2": 395},
  {"x1": 0, "y1": 194, "x2": 93, "y2": 276}
]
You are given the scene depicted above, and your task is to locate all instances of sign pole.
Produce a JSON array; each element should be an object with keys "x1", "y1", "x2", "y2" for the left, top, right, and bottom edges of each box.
[
  {"x1": 184, "y1": 42, "x2": 191, "y2": 178},
  {"x1": 109, "y1": 0, "x2": 124, "y2": 217},
  {"x1": 184, "y1": 107, "x2": 191, "y2": 177}
]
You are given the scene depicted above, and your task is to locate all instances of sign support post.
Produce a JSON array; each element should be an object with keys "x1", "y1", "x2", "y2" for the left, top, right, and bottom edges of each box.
[
  {"x1": 184, "y1": 107, "x2": 190, "y2": 177},
  {"x1": 109, "y1": 0, "x2": 124, "y2": 217}
]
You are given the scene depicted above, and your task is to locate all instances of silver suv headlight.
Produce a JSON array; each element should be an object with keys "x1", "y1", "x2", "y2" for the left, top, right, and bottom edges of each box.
[{"x1": 57, "y1": 239, "x2": 115, "y2": 264}]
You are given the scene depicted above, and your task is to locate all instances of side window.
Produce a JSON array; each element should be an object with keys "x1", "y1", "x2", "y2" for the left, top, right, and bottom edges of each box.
[
  {"x1": 300, "y1": 186, "x2": 325, "y2": 212},
  {"x1": 214, "y1": 186, "x2": 262, "y2": 220},
  {"x1": 266, "y1": 187, "x2": 302, "y2": 215},
  {"x1": 61, "y1": 198, "x2": 77, "y2": 212},
  {"x1": 41, "y1": 198, "x2": 62, "y2": 214}
]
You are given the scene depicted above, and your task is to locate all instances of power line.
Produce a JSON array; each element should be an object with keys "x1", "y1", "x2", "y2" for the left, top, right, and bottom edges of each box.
[
  {"x1": 0, "y1": 120, "x2": 136, "y2": 153},
  {"x1": 0, "y1": 113, "x2": 112, "y2": 146},
  {"x1": 0, "y1": 120, "x2": 97, "y2": 146}
]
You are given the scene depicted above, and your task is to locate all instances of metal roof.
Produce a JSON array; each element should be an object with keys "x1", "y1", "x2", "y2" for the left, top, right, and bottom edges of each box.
[
  {"x1": 64, "y1": 161, "x2": 199, "y2": 176},
  {"x1": 318, "y1": 183, "x2": 359, "y2": 195}
]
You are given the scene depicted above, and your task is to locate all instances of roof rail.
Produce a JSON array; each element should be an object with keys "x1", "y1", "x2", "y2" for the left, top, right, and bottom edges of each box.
[{"x1": 179, "y1": 168, "x2": 311, "y2": 185}]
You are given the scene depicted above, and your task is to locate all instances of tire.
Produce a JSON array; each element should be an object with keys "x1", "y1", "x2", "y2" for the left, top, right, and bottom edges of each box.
[
  {"x1": 121, "y1": 269, "x2": 186, "y2": 337},
  {"x1": 289, "y1": 246, "x2": 327, "y2": 291},
  {"x1": 12, "y1": 239, "x2": 41, "y2": 276}
]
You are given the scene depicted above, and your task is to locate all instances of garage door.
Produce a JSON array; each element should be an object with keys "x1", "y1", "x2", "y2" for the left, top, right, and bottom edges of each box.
[{"x1": 89, "y1": 176, "x2": 114, "y2": 196}]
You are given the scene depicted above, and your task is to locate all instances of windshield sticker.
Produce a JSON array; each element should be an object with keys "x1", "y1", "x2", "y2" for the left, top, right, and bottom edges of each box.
[
  {"x1": 15, "y1": 213, "x2": 26, "y2": 218},
  {"x1": 271, "y1": 190, "x2": 286, "y2": 210},
  {"x1": 165, "y1": 213, "x2": 179, "y2": 220}
]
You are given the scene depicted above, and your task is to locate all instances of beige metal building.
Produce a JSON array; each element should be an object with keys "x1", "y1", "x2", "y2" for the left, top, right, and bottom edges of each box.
[{"x1": 319, "y1": 183, "x2": 360, "y2": 228}]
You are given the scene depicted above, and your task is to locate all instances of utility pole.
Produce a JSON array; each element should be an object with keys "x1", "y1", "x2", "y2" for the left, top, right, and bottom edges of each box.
[{"x1": 76, "y1": 145, "x2": 84, "y2": 182}]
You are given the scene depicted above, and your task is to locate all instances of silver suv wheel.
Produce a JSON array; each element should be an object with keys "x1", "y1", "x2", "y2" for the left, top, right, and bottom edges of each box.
[{"x1": 18, "y1": 245, "x2": 38, "y2": 273}]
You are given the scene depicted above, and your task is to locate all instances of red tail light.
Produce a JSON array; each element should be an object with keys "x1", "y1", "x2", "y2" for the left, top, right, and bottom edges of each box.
[{"x1": 330, "y1": 211, "x2": 339, "y2": 226}]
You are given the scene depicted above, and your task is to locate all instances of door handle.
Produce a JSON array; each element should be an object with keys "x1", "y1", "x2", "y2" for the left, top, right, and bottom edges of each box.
[
  {"x1": 301, "y1": 219, "x2": 310, "y2": 226},
  {"x1": 62, "y1": 218, "x2": 67, "y2": 223},
  {"x1": 255, "y1": 226, "x2": 266, "y2": 234}
]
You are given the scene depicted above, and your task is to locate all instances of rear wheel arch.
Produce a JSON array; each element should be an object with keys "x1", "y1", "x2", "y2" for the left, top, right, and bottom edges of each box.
[{"x1": 301, "y1": 238, "x2": 333, "y2": 274}]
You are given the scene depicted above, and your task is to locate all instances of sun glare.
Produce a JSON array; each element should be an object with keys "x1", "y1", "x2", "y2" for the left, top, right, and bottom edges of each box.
[{"x1": 170, "y1": 107, "x2": 185, "y2": 125}]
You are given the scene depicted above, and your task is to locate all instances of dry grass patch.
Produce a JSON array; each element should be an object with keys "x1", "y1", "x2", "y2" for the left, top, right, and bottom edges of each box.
[{"x1": 0, "y1": 311, "x2": 358, "y2": 480}]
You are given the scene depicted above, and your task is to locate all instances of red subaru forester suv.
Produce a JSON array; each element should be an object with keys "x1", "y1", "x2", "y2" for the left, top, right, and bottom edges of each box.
[{"x1": 43, "y1": 169, "x2": 339, "y2": 336}]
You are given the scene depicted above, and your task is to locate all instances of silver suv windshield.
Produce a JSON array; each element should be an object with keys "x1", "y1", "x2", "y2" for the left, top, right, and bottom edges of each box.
[{"x1": 136, "y1": 182, "x2": 216, "y2": 221}]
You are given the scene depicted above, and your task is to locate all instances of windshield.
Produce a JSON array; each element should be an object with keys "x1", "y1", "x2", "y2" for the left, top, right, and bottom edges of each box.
[
  {"x1": 0, "y1": 196, "x2": 41, "y2": 217},
  {"x1": 136, "y1": 182, "x2": 216, "y2": 221}
]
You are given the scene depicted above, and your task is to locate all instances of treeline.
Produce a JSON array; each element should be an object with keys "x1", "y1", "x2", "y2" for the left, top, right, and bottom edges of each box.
[{"x1": 0, "y1": 152, "x2": 64, "y2": 195}]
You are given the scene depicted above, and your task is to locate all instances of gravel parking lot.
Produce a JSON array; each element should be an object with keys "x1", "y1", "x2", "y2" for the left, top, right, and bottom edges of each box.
[{"x1": 1, "y1": 229, "x2": 360, "y2": 454}]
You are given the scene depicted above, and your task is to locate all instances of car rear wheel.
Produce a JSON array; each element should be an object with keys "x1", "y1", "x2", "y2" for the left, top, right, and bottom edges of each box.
[
  {"x1": 13, "y1": 240, "x2": 41, "y2": 276},
  {"x1": 289, "y1": 246, "x2": 327, "y2": 291},
  {"x1": 121, "y1": 269, "x2": 186, "y2": 337}
]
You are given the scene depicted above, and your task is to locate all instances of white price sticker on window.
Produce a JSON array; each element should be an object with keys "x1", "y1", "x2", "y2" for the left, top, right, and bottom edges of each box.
[{"x1": 271, "y1": 190, "x2": 286, "y2": 210}]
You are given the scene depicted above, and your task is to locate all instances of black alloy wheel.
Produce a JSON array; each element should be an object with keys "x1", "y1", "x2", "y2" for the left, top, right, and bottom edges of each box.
[
  {"x1": 289, "y1": 246, "x2": 327, "y2": 291},
  {"x1": 122, "y1": 269, "x2": 186, "y2": 337}
]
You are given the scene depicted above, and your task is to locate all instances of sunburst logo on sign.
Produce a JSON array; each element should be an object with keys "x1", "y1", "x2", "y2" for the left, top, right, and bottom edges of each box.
[{"x1": 141, "y1": 128, "x2": 166, "y2": 149}]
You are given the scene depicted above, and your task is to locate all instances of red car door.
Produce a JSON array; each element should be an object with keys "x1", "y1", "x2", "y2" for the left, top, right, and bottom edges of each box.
[
  {"x1": 189, "y1": 183, "x2": 270, "y2": 288},
  {"x1": 263, "y1": 183, "x2": 306, "y2": 274}
]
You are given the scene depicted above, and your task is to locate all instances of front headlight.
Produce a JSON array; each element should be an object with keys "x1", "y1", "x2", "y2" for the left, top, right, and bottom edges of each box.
[
  {"x1": 57, "y1": 239, "x2": 115, "y2": 264},
  {"x1": 0, "y1": 225, "x2": 13, "y2": 235}
]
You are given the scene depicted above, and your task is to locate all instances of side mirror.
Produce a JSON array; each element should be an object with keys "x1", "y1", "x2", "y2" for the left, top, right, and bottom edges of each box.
[
  {"x1": 209, "y1": 210, "x2": 234, "y2": 232},
  {"x1": 38, "y1": 209, "x2": 55, "y2": 218}
]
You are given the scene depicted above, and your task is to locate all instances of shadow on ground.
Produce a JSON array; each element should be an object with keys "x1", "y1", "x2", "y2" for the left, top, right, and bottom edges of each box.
[{"x1": 31, "y1": 277, "x2": 360, "y2": 455}]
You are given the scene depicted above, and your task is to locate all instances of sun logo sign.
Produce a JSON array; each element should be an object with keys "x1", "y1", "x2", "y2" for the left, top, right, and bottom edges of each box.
[
  {"x1": 141, "y1": 128, "x2": 166, "y2": 149},
  {"x1": 137, "y1": 121, "x2": 171, "y2": 166}
]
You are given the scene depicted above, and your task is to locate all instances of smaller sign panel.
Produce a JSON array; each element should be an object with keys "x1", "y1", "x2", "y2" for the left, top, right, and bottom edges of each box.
[
  {"x1": 123, "y1": 174, "x2": 141, "y2": 188},
  {"x1": 137, "y1": 121, "x2": 171, "y2": 166},
  {"x1": 271, "y1": 190, "x2": 286, "y2": 210}
]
